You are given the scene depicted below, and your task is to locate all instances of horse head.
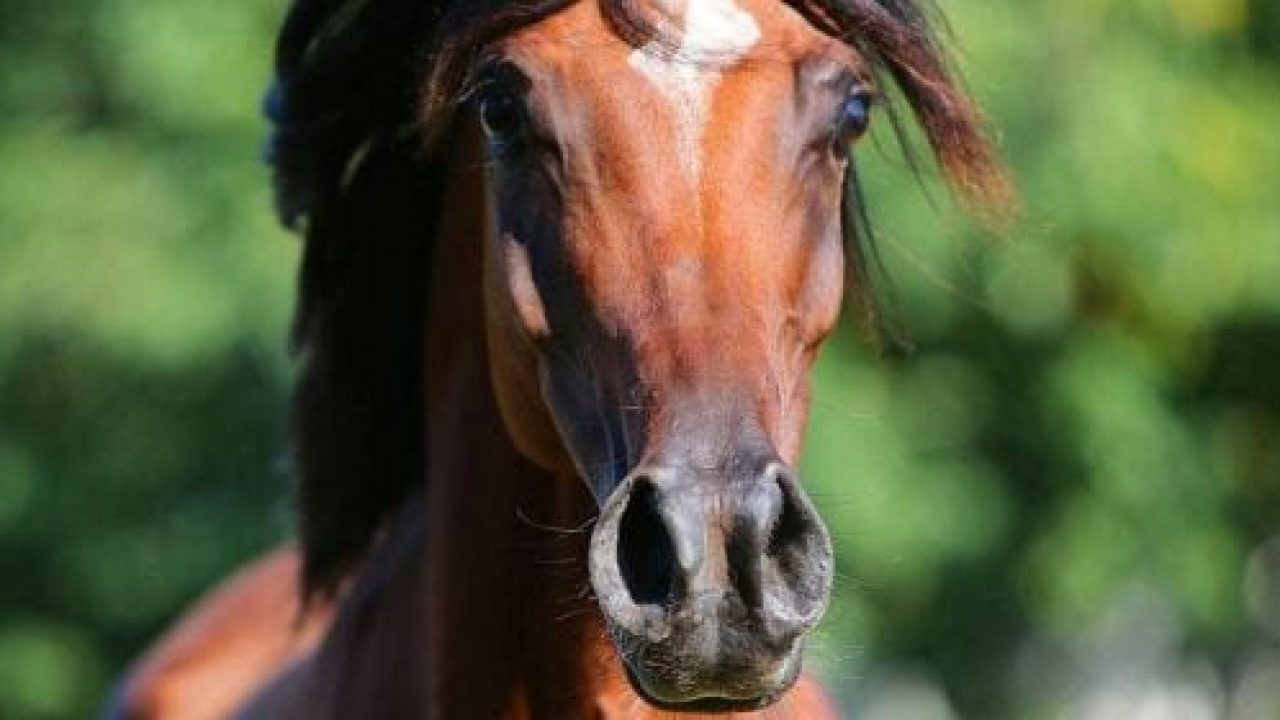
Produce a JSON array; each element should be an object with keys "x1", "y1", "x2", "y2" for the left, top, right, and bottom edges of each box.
[{"x1": 468, "y1": 0, "x2": 1002, "y2": 709}]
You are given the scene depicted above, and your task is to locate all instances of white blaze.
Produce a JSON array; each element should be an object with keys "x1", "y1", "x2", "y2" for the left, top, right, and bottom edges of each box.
[{"x1": 627, "y1": 0, "x2": 761, "y2": 181}]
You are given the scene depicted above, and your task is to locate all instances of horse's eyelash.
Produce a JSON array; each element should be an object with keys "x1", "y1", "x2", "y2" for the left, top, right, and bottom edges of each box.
[{"x1": 458, "y1": 54, "x2": 513, "y2": 101}]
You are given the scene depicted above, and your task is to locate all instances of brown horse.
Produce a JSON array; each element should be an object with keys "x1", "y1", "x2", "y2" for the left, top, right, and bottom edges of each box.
[{"x1": 111, "y1": 0, "x2": 1006, "y2": 717}]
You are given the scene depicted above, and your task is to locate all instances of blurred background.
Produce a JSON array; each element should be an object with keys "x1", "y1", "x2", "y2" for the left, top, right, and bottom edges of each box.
[{"x1": 0, "y1": 0, "x2": 1277, "y2": 718}]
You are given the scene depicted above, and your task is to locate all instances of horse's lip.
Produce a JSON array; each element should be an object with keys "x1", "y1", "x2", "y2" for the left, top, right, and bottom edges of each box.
[
  {"x1": 621, "y1": 663, "x2": 790, "y2": 713},
  {"x1": 603, "y1": 591, "x2": 807, "y2": 713}
]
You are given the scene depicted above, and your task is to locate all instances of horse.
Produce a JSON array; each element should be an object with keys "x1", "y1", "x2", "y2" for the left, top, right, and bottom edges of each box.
[{"x1": 110, "y1": 0, "x2": 1007, "y2": 716}]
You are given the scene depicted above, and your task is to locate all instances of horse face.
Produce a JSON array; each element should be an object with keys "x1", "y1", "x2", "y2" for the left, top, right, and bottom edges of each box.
[{"x1": 479, "y1": 0, "x2": 866, "y2": 709}]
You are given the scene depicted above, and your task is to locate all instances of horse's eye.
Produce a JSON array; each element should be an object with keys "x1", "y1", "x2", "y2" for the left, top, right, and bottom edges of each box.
[
  {"x1": 833, "y1": 92, "x2": 872, "y2": 151},
  {"x1": 478, "y1": 89, "x2": 526, "y2": 147}
]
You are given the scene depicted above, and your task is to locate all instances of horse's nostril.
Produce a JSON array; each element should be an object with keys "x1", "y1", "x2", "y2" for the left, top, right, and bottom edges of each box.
[
  {"x1": 727, "y1": 468, "x2": 813, "y2": 612},
  {"x1": 759, "y1": 470, "x2": 833, "y2": 632},
  {"x1": 766, "y1": 473, "x2": 808, "y2": 565},
  {"x1": 617, "y1": 480, "x2": 677, "y2": 606},
  {"x1": 592, "y1": 465, "x2": 832, "y2": 658}
]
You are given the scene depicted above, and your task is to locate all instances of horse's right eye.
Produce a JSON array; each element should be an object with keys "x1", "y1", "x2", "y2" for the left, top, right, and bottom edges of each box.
[
  {"x1": 832, "y1": 91, "x2": 872, "y2": 152},
  {"x1": 478, "y1": 89, "x2": 526, "y2": 149}
]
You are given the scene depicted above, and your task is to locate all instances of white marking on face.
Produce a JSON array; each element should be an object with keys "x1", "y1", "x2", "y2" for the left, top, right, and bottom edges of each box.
[{"x1": 627, "y1": 0, "x2": 761, "y2": 182}]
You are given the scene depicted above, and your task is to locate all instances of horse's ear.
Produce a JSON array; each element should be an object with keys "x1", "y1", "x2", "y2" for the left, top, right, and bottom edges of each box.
[{"x1": 267, "y1": 0, "x2": 446, "y2": 599}]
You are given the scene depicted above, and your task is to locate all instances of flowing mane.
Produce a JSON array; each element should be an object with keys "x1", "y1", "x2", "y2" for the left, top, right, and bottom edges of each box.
[{"x1": 268, "y1": 0, "x2": 1009, "y2": 599}]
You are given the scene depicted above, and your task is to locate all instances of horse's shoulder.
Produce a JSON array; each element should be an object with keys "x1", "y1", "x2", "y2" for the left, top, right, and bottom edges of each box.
[{"x1": 104, "y1": 547, "x2": 331, "y2": 720}]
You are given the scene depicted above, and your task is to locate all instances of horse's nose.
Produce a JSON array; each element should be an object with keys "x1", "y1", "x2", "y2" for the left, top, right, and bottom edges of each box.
[{"x1": 589, "y1": 461, "x2": 833, "y2": 706}]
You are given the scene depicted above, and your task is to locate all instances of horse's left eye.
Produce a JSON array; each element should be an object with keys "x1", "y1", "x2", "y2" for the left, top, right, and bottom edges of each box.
[
  {"x1": 478, "y1": 89, "x2": 526, "y2": 149},
  {"x1": 833, "y1": 92, "x2": 872, "y2": 151}
]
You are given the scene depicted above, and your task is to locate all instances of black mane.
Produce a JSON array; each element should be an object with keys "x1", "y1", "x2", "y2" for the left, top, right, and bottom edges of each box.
[{"x1": 267, "y1": 0, "x2": 1007, "y2": 599}]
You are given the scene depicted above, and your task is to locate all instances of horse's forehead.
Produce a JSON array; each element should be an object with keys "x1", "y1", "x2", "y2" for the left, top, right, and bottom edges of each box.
[
  {"x1": 505, "y1": 0, "x2": 833, "y2": 180},
  {"x1": 639, "y1": 0, "x2": 762, "y2": 58},
  {"x1": 506, "y1": 0, "x2": 823, "y2": 67}
]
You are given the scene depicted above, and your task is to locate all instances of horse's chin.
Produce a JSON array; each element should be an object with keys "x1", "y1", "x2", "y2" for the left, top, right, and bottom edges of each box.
[{"x1": 618, "y1": 645, "x2": 803, "y2": 714}]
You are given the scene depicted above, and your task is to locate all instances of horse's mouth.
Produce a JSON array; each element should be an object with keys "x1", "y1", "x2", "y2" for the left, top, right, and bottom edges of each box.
[{"x1": 618, "y1": 646, "x2": 802, "y2": 713}]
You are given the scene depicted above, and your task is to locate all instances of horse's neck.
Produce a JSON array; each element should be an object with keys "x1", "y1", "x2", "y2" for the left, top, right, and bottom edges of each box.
[
  {"x1": 416, "y1": 141, "x2": 605, "y2": 718},
  {"x1": 284, "y1": 137, "x2": 606, "y2": 719}
]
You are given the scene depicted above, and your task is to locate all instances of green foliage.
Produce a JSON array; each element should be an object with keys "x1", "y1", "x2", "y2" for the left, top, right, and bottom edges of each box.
[
  {"x1": 801, "y1": 1, "x2": 1280, "y2": 714},
  {"x1": 0, "y1": 2, "x2": 292, "y2": 718},
  {"x1": 0, "y1": 0, "x2": 1277, "y2": 718}
]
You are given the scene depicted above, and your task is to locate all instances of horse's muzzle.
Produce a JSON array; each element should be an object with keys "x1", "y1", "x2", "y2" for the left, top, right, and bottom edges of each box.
[{"x1": 588, "y1": 461, "x2": 833, "y2": 710}]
